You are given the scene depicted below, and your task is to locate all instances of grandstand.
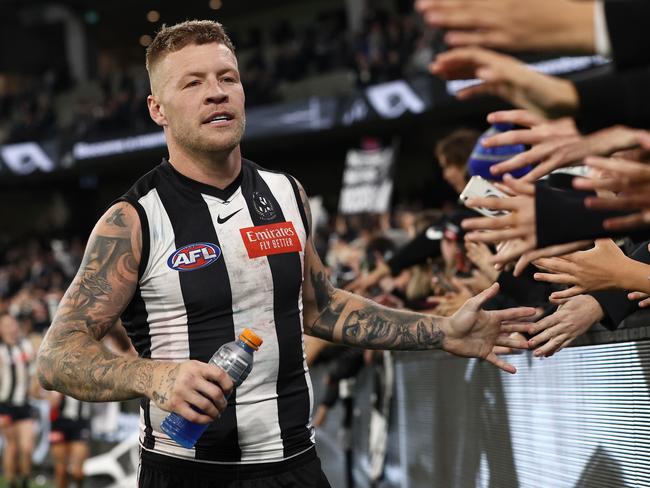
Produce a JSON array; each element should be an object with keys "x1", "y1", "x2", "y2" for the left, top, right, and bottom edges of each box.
[{"x1": 2, "y1": 1, "x2": 649, "y2": 487}]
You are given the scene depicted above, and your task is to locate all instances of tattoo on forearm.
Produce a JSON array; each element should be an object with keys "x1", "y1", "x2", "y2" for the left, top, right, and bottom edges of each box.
[
  {"x1": 301, "y1": 177, "x2": 444, "y2": 351},
  {"x1": 341, "y1": 308, "x2": 443, "y2": 350},
  {"x1": 37, "y1": 327, "x2": 153, "y2": 401},
  {"x1": 309, "y1": 269, "x2": 344, "y2": 340},
  {"x1": 134, "y1": 360, "x2": 155, "y2": 397},
  {"x1": 309, "y1": 269, "x2": 444, "y2": 350},
  {"x1": 415, "y1": 321, "x2": 442, "y2": 346},
  {"x1": 37, "y1": 204, "x2": 144, "y2": 401}
]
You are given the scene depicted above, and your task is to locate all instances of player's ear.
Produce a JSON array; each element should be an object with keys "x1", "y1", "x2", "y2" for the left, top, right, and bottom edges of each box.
[{"x1": 148, "y1": 95, "x2": 167, "y2": 127}]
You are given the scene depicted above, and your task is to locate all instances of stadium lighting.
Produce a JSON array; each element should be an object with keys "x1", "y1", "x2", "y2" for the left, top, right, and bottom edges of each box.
[
  {"x1": 84, "y1": 10, "x2": 100, "y2": 24},
  {"x1": 147, "y1": 10, "x2": 160, "y2": 23},
  {"x1": 139, "y1": 34, "x2": 153, "y2": 47}
]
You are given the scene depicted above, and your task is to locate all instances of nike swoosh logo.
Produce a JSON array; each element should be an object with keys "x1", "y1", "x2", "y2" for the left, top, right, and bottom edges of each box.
[{"x1": 217, "y1": 208, "x2": 243, "y2": 224}]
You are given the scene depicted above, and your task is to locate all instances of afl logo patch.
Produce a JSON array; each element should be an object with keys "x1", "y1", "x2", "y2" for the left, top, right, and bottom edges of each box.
[
  {"x1": 167, "y1": 242, "x2": 221, "y2": 272},
  {"x1": 252, "y1": 192, "x2": 276, "y2": 220}
]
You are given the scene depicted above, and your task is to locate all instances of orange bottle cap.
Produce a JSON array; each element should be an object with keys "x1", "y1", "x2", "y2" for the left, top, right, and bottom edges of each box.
[{"x1": 240, "y1": 328, "x2": 263, "y2": 350}]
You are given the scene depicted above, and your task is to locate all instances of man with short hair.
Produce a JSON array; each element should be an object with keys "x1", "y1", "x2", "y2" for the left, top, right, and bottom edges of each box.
[
  {"x1": 436, "y1": 128, "x2": 480, "y2": 194},
  {"x1": 37, "y1": 20, "x2": 533, "y2": 487}
]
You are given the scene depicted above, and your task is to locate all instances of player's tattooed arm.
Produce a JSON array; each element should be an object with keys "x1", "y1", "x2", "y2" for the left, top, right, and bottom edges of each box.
[
  {"x1": 37, "y1": 202, "x2": 164, "y2": 401},
  {"x1": 295, "y1": 179, "x2": 445, "y2": 350},
  {"x1": 306, "y1": 268, "x2": 445, "y2": 350}
]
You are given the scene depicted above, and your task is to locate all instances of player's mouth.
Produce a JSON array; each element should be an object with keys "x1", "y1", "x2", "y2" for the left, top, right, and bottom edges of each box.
[{"x1": 203, "y1": 111, "x2": 235, "y2": 126}]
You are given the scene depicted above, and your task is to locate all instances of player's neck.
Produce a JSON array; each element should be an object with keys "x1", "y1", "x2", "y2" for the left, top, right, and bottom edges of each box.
[{"x1": 169, "y1": 145, "x2": 242, "y2": 190}]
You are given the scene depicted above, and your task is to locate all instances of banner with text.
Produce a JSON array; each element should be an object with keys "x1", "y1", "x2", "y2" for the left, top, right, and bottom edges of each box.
[{"x1": 338, "y1": 142, "x2": 396, "y2": 215}]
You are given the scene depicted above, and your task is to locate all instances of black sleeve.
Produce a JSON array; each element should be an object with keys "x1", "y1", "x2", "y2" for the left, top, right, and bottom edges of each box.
[
  {"x1": 604, "y1": 0, "x2": 650, "y2": 70},
  {"x1": 535, "y1": 180, "x2": 629, "y2": 248},
  {"x1": 320, "y1": 351, "x2": 365, "y2": 408},
  {"x1": 574, "y1": 65, "x2": 650, "y2": 133},
  {"x1": 387, "y1": 226, "x2": 442, "y2": 276},
  {"x1": 320, "y1": 381, "x2": 340, "y2": 408},
  {"x1": 497, "y1": 265, "x2": 555, "y2": 308},
  {"x1": 590, "y1": 240, "x2": 650, "y2": 329}
]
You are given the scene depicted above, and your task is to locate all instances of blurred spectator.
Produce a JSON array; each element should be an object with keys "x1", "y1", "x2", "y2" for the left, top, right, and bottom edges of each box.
[
  {"x1": 0, "y1": 236, "x2": 83, "y2": 347},
  {"x1": 48, "y1": 392, "x2": 91, "y2": 488},
  {"x1": 242, "y1": 50, "x2": 278, "y2": 106},
  {"x1": 0, "y1": 7, "x2": 430, "y2": 145},
  {"x1": 0, "y1": 313, "x2": 40, "y2": 488}
]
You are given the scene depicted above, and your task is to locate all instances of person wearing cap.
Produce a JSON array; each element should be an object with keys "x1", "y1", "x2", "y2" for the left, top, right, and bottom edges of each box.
[{"x1": 468, "y1": 123, "x2": 532, "y2": 181}]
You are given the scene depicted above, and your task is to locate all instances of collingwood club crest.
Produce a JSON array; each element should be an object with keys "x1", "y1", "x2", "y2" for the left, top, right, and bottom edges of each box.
[{"x1": 252, "y1": 192, "x2": 276, "y2": 220}]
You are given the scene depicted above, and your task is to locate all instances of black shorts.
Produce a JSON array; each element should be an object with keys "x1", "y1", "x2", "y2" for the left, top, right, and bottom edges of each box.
[
  {"x1": 0, "y1": 404, "x2": 32, "y2": 424},
  {"x1": 138, "y1": 447, "x2": 332, "y2": 488},
  {"x1": 50, "y1": 418, "x2": 91, "y2": 444}
]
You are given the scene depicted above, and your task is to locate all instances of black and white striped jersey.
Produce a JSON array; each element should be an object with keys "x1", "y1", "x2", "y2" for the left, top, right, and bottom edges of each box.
[
  {"x1": 0, "y1": 338, "x2": 34, "y2": 407},
  {"x1": 119, "y1": 159, "x2": 314, "y2": 464},
  {"x1": 56, "y1": 395, "x2": 92, "y2": 422}
]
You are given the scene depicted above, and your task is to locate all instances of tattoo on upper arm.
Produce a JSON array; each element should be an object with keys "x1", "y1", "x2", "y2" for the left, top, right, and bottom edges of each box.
[
  {"x1": 58, "y1": 217, "x2": 138, "y2": 339},
  {"x1": 106, "y1": 208, "x2": 127, "y2": 227},
  {"x1": 37, "y1": 203, "x2": 143, "y2": 400}
]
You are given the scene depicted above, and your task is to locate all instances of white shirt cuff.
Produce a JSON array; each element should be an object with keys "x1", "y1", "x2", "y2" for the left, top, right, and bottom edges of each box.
[{"x1": 594, "y1": 0, "x2": 612, "y2": 57}]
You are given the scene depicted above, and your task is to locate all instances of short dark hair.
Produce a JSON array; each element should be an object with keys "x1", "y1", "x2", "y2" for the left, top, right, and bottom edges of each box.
[
  {"x1": 146, "y1": 20, "x2": 236, "y2": 73},
  {"x1": 435, "y1": 128, "x2": 480, "y2": 169}
]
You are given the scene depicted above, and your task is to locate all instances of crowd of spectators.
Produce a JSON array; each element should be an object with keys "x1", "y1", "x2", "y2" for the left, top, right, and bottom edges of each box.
[
  {"x1": 304, "y1": 0, "x2": 650, "y2": 389},
  {"x1": 0, "y1": 236, "x2": 83, "y2": 332},
  {"x1": 0, "y1": 7, "x2": 434, "y2": 146},
  {"x1": 0, "y1": 234, "x2": 138, "y2": 487},
  {"x1": 0, "y1": 67, "x2": 152, "y2": 146},
  {"x1": 7, "y1": 0, "x2": 650, "y2": 483}
]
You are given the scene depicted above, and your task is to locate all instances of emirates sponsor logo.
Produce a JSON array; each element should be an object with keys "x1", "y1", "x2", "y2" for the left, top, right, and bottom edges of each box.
[{"x1": 240, "y1": 222, "x2": 302, "y2": 258}]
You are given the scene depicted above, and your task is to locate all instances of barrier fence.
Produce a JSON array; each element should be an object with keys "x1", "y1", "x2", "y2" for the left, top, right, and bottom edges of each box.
[{"x1": 315, "y1": 319, "x2": 650, "y2": 488}]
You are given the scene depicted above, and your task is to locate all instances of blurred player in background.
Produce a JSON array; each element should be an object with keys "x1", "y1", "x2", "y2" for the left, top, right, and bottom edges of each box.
[
  {"x1": 0, "y1": 313, "x2": 39, "y2": 488},
  {"x1": 48, "y1": 392, "x2": 92, "y2": 488}
]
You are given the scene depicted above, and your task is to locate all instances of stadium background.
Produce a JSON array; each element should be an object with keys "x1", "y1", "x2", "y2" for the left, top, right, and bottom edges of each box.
[{"x1": 1, "y1": 0, "x2": 649, "y2": 487}]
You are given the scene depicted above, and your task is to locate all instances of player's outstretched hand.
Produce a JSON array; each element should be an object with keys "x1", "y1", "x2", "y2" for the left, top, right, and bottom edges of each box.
[{"x1": 442, "y1": 283, "x2": 535, "y2": 374}]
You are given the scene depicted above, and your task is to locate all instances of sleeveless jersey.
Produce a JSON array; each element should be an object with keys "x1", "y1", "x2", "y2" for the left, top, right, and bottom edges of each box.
[
  {"x1": 56, "y1": 395, "x2": 92, "y2": 422},
  {"x1": 118, "y1": 159, "x2": 314, "y2": 464},
  {"x1": 0, "y1": 338, "x2": 34, "y2": 407}
]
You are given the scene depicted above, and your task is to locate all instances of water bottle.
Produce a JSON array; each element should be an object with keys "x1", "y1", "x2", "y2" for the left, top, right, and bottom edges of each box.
[{"x1": 160, "y1": 328, "x2": 263, "y2": 448}]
